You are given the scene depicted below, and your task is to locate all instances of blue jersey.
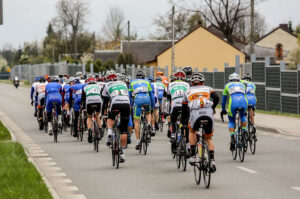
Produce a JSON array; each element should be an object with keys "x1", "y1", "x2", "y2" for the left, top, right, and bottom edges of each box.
[
  {"x1": 45, "y1": 82, "x2": 62, "y2": 96},
  {"x1": 45, "y1": 82, "x2": 62, "y2": 112},
  {"x1": 70, "y1": 83, "x2": 85, "y2": 111},
  {"x1": 153, "y1": 81, "x2": 165, "y2": 99},
  {"x1": 129, "y1": 79, "x2": 155, "y2": 107}
]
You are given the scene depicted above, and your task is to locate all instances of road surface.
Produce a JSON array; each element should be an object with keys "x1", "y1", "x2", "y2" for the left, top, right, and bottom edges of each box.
[{"x1": 0, "y1": 83, "x2": 299, "y2": 199}]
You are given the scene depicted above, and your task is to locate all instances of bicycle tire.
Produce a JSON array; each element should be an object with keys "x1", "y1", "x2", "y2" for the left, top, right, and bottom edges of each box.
[
  {"x1": 249, "y1": 131, "x2": 256, "y2": 155},
  {"x1": 202, "y1": 143, "x2": 211, "y2": 189},
  {"x1": 238, "y1": 133, "x2": 245, "y2": 162},
  {"x1": 80, "y1": 119, "x2": 84, "y2": 142},
  {"x1": 194, "y1": 162, "x2": 201, "y2": 185},
  {"x1": 232, "y1": 140, "x2": 237, "y2": 160},
  {"x1": 116, "y1": 132, "x2": 120, "y2": 169},
  {"x1": 143, "y1": 128, "x2": 148, "y2": 155},
  {"x1": 176, "y1": 146, "x2": 181, "y2": 169},
  {"x1": 181, "y1": 140, "x2": 187, "y2": 172}
]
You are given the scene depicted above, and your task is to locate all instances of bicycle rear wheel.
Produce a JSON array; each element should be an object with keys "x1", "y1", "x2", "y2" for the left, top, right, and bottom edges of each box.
[
  {"x1": 80, "y1": 119, "x2": 84, "y2": 142},
  {"x1": 249, "y1": 124, "x2": 256, "y2": 154},
  {"x1": 176, "y1": 145, "x2": 181, "y2": 169},
  {"x1": 53, "y1": 117, "x2": 58, "y2": 143},
  {"x1": 194, "y1": 163, "x2": 201, "y2": 185},
  {"x1": 181, "y1": 140, "x2": 187, "y2": 172},
  {"x1": 116, "y1": 132, "x2": 120, "y2": 169},
  {"x1": 202, "y1": 144, "x2": 211, "y2": 189},
  {"x1": 143, "y1": 128, "x2": 148, "y2": 155},
  {"x1": 238, "y1": 133, "x2": 245, "y2": 162}
]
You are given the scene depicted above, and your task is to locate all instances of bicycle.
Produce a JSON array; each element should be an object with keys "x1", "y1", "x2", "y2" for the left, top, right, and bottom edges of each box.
[
  {"x1": 77, "y1": 108, "x2": 84, "y2": 142},
  {"x1": 91, "y1": 108, "x2": 101, "y2": 152},
  {"x1": 193, "y1": 120, "x2": 212, "y2": 188},
  {"x1": 70, "y1": 107, "x2": 75, "y2": 136},
  {"x1": 158, "y1": 106, "x2": 164, "y2": 132},
  {"x1": 110, "y1": 112, "x2": 121, "y2": 169},
  {"x1": 139, "y1": 105, "x2": 151, "y2": 155},
  {"x1": 246, "y1": 107, "x2": 257, "y2": 155},
  {"x1": 175, "y1": 119, "x2": 189, "y2": 172},
  {"x1": 51, "y1": 102, "x2": 61, "y2": 143},
  {"x1": 221, "y1": 108, "x2": 247, "y2": 162}
]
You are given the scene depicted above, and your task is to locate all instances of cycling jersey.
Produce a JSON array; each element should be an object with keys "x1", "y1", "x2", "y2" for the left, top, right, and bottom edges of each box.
[
  {"x1": 222, "y1": 82, "x2": 248, "y2": 129},
  {"x1": 182, "y1": 86, "x2": 216, "y2": 132},
  {"x1": 36, "y1": 83, "x2": 47, "y2": 107},
  {"x1": 153, "y1": 81, "x2": 165, "y2": 99},
  {"x1": 241, "y1": 80, "x2": 257, "y2": 108},
  {"x1": 70, "y1": 83, "x2": 85, "y2": 112},
  {"x1": 167, "y1": 81, "x2": 190, "y2": 113},
  {"x1": 102, "y1": 81, "x2": 130, "y2": 106},
  {"x1": 151, "y1": 82, "x2": 159, "y2": 109},
  {"x1": 63, "y1": 84, "x2": 71, "y2": 104},
  {"x1": 161, "y1": 76, "x2": 168, "y2": 87},
  {"x1": 82, "y1": 84, "x2": 102, "y2": 106},
  {"x1": 129, "y1": 79, "x2": 155, "y2": 119},
  {"x1": 45, "y1": 82, "x2": 63, "y2": 113}
]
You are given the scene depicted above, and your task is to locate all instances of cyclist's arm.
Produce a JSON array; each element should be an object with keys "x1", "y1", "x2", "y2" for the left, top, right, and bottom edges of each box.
[
  {"x1": 81, "y1": 90, "x2": 86, "y2": 109},
  {"x1": 210, "y1": 91, "x2": 219, "y2": 110},
  {"x1": 30, "y1": 86, "x2": 35, "y2": 101},
  {"x1": 147, "y1": 83, "x2": 155, "y2": 108},
  {"x1": 181, "y1": 95, "x2": 188, "y2": 125}
]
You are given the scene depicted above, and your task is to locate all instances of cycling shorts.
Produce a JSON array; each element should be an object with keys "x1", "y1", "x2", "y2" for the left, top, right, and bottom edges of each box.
[
  {"x1": 188, "y1": 108, "x2": 214, "y2": 138},
  {"x1": 73, "y1": 96, "x2": 82, "y2": 112},
  {"x1": 38, "y1": 93, "x2": 45, "y2": 107},
  {"x1": 133, "y1": 94, "x2": 151, "y2": 119},
  {"x1": 228, "y1": 94, "x2": 248, "y2": 129},
  {"x1": 87, "y1": 103, "x2": 101, "y2": 115},
  {"x1": 246, "y1": 94, "x2": 256, "y2": 108},
  {"x1": 46, "y1": 94, "x2": 62, "y2": 113},
  {"x1": 108, "y1": 103, "x2": 130, "y2": 134}
]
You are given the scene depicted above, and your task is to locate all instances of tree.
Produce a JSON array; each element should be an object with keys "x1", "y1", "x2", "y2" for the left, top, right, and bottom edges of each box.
[
  {"x1": 102, "y1": 6, "x2": 126, "y2": 46},
  {"x1": 152, "y1": 10, "x2": 204, "y2": 40},
  {"x1": 117, "y1": 54, "x2": 125, "y2": 65},
  {"x1": 288, "y1": 35, "x2": 300, "y2": 70},
  {"x1": 103, "y1": 59, "x2": 116, "y2": 70},
  {"x1": 0, "y1": 55, "x2": 8, "y2": 70},
  {"x1": 295, "y1": 24, "x2": 300, "y2": 36},
  {"x1": 171, "y1": 0, "x2": 264, "y2": 43},
  {"x1": 55, "y1": 0, "x2": 89, "y2": 57}
]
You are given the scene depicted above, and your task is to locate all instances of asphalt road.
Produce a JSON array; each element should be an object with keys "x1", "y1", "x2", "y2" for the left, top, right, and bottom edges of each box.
[{"x1": 1, "y1": 83, "x2": 300, "y2": 199}]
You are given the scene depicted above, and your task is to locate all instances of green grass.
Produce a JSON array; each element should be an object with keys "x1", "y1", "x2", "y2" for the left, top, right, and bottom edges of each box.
[
  {"x1": 0, "y1": 121, "x2": 11, "y2": 141},
  {"x1": 24, "y1": 80, "x2": 30, "y2": 86},
  {"x1": 0, "y1": 142, "x2": 53, "y2": 199},
  {"x1": 255, "y1": 109, "x2": 300, "y2": 118},
  {"x1": 0, "y1": 79, "x2": 12, "y2": 84}
]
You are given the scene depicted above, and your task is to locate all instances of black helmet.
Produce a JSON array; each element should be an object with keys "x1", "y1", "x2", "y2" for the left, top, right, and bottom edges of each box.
[
  {"x1": 183, "y1": 66, "x2": 193, "y2": 77},
  {"x1": 242, "y1": 73, "x2": 252, "y2": 81},
  {"x1": 190, "y1": 72, "x2": 205, "y2": 83},
  {"x1": 39, "y1": 77, "x2": 46, "y2": 83},
  {"x1": 136, "y1": 71, "x2": 145, "y2": 79}
]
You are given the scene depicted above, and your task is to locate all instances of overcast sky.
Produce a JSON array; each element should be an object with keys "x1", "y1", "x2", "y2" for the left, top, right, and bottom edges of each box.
[{"x1": 0, "y1": 0, "x2": 300, "y2": 49}]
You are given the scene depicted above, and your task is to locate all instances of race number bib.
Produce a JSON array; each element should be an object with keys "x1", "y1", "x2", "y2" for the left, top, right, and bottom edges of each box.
[
  {"x1": 229, "y1": 86, "x2": 245, "y2": 95},
  {"x1": 76, "y1": 90, "x2": 82, "y2": 95},
  {"x1": 246, "y1": 87, "x2": 255, "y2": 94},
  {"x1": 133, "y1": 86, "x2": 148, "y2": 94}
]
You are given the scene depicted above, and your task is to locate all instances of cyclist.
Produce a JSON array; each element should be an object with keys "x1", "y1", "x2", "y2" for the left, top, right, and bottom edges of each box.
[
  {"x1": 45, "y1": 76, "x2": 63, "y2": 135},
  {"x1": 183, "y1": 66, "x2": 193, "y2": 86},
  {"x1": 31, "y1": 76, "x2": 42, "y2": 117},
  {"x1": 36, "y1": 77, "x2": 47, "y2": 130},
  {"x1": 166, "y1": 70, "x2": 190, "y2": 152},
  {"x1": 241, "y1": 73, "x2": 257, "y2": 140},
  {"x1": 129, "y1": 71, "x2": 155, "y2": 150},
  {"x1": 163, "y1": 75, "x2": 175, "y2": 138},
  {"x1": 82, "y1": 77, "x2": 103, "y2": 143},
  {"x1": 221, "y1": 72, "x2": 248, "y2": 151},
  {"x1": 148, "y1": 76, "x2": 159, "y2": 136},
  {"x1": 102, "y1": 71, "x2": 131, "y2": 163},
  {"x1": 70, "y1": 78, "x2": 86, "y2": 137},
  {"x1": 156, "y1": 71, "x2": 168, "y2": 87},
  {"x1": 153, "y1": 76, "x2": 166, "y2": 130},
  {"x1": 181, "y1": 72, "x2": 219, "y2": 172},
  {"x1": 62, "y1": 78, "x2": 74, "y2": 126}
]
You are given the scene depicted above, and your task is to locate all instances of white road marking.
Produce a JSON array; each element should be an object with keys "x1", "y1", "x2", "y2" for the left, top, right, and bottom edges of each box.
[
  {"x1": 72, "y1": 195, "x2": 87, "y2": 199},
  {"x1": 291, "y1": 187, "x2": 300, "y2": 192},
  {"x1": 62, "y1": 179, "x2": 72, "y2": 183},
  {"x1": 273, "y1": 134, "x2": 284, "y2": 138},
  {"x1": 236, "y1": 166, "x2": 257, "y2": 174},
  {"x1": 65, "y1": 186, "x2": 79, "y2": 191},
  {"x1": 261, "y1": 132, "x2": 271, "y2": 135},
  {"x1": 43, "y1": 162, "x2": 57, "y2": 166},
  {"x1": 48, "y1": 167, "x2": 62, "y2": 171},
  {"x1": 51, "y1": 172, "x2": 67, "y2": 177},
  {"x1": 286, "y1": 137, "x2": 299, "y2": 140}
]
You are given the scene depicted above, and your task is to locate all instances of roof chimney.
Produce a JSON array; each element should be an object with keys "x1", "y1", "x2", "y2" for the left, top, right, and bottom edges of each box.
[{"x1": 279, "y1": 24, "x2": 289, "y2": 32}]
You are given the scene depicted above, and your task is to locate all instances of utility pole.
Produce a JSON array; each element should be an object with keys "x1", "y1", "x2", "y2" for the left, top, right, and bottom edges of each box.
[
  {"x1": 128, "y1": 20, "x2": 130, "y2": 42},
  {"x1": 0, "y1": 0, "x2": 3, "y2": 25},
  {"x1": 52, "y1": 46, "x2": 55, "y2": 63},
  {"x1": 250, "y1": 0, "x2": 254, "y2": 54},
  {"x1": 171, "y1": 5, "x2": 175, "y2": 74}
]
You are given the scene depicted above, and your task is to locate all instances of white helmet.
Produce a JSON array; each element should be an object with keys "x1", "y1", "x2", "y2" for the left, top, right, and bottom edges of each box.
[
  {"x1": 190, "y1": 72, "x2": 205, "y2": 83},
  {"x1": 229, "y1": 72, "x2": 240, "y2": 82}
]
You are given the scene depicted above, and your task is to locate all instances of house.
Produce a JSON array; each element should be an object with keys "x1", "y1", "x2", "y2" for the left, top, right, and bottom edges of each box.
[
  {"x1": 155, "y1": 25, "x2": 246, "y2": 74},
  {"x1": 254, "y1": 24, "x2": 298, "y2": 60},
  {"x1": 94, "y1": 40, "x2": 172, "y2": 65}
]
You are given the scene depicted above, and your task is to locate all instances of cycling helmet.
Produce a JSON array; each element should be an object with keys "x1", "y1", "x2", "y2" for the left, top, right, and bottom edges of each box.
[
  {"x1": 174, "y1": 70, "x2": 186, "y2": 81},
  {"x1": 148, "y1": 76, "x2": 154, "y2": 82},
  {"x1": 106, "y1": 70, "x2": 117, "y2": 81},
  {"x1": 190, "y1": 72, "x2": 205, "y2": 83},
  {"x1": 155, "y1": 76, "x2": 162, "y2": 82},
  {"x1": 75, "y1": 71, "x2": 83, "y2": 77},
  {"x1": 35, "y1": 76, "x2": 42, "y2": 82},
  {"x1": 136, "y1": 71, "x2": 145, "y2": 79},
  {"x1": 183, "y1": 66, "x2": 193, "y2": 77},
  {"x1": 52, "y1": 76, "x2": 60, "y2": 82},
  {"x1": 39, "y1": 77, "x2": 45, "y2": 83},
  {"x1": 242, "y1": 73, "x2": 252, "y2": 81},
  {"x1": 229, "y1": 72, "x2": 240, "y2": 82},
  {"x1": 69, "y1": 77, "x2": 75, "y2": 82},
  {"x1": 156, "y1": 71, "x2": 164, "y2": 77},
  {"x1": 87, "y1": 77, "x2": 97, "y2": 84}
]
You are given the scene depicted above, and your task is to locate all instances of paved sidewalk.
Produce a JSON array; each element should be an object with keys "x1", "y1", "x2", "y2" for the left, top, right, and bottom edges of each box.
[{"x1": 215, "y1": 108, "x2": 300, "y2": 136}]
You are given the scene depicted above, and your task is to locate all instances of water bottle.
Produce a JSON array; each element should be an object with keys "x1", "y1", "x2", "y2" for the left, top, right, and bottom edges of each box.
[
  {"x1": 198, "y1": 142, "x2": 202, "y2": 158},
  {"x1": 177, "y1": 132, "x2": 181, "y2": 140}
]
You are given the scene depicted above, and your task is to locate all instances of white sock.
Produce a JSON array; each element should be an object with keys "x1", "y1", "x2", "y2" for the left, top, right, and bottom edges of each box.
[{"x1": 108, "y1": 128, "x2": 113, "y2": 135}]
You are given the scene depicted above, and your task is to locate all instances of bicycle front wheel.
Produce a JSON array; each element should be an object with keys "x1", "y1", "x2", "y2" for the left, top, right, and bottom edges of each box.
[
  {"x1": 181, "y1": 141, "x2": 187, "y2": 172},
  {"x1": 143, "y1": 128, "x2": 148, "y2": 155},
  {"x1": 238, "y1": 133, "x2": 245, "y2": 162},
  {"x1": 116, "y1": 132, "x2": 121, "y2": 169},
  {"x1": 194, "y1": 162, "x2": 201, "y2": 185}
]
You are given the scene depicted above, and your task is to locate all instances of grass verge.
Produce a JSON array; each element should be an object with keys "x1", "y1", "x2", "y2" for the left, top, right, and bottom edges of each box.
[
  {"x1": 255, "y1": 109, "x2": 300, "y2": 118},
  {"x1": 0, "y1": 121, "x2": 11, "y2": 141},
  {"x1": 0, "y1": 122, "x2": 52, "y2": 199}
]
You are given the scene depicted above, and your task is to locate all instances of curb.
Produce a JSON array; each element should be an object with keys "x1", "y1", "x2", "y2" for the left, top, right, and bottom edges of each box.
[
  {"x1": 215, "y1": 118, "x2": 300, "y2": 137},
  {"x1": 0, "y1": 110, "x2": 60, "y2": 199}
]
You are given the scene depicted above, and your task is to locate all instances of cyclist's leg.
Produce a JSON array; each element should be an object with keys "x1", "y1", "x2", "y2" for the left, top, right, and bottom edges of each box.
[
  {"x1": 228, "y1": 98, "x2": 237, "y2": 135},
  {"x1": 86, "y1": 104, "x2": 94, "y2": 143},
  {"x1": 239, "y1": 96, "x2": 248, "y2": 132},
  {"x1": 119, "y1": 103, "x2": 130, "y2": 148},
  {"x1": 133, "y1": 101, "x2": 142, "y2": 141},
  {"x1": 46, "y1": 96, "x2": 54, "y2": 135},
  {"x1": 106, "y1": 104, "x2": 117, "y2": 145}
]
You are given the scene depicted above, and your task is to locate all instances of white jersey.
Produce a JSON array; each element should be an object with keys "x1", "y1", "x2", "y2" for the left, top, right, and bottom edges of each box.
[
  {"x1": 32, "y1": 82, "x2": 40, "y2": 97},
  {"x1": 36, "y1": 83, "x2": 47, "y2": 95},
  {"x1": 167, "y1": 81, "x2": 190, "y2": 110},
  {"x1": 102, "y1": 81, "x2": 130, "y2": 106},
  {"x1": 83, "y1": 84, "x2": 102, "y2": 105}
]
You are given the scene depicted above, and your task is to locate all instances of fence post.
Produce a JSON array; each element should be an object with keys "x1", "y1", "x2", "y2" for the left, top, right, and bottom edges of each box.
[
  {"x1": 224, "y1": 63, "x2": 229, "y2": 68},
  {"x1": 280, "y1": 61, "x2": 286, "y2": 71},
  {"x1": 90, "y1": 63, "x2": 94, "y2": 73},
  {"x1": 132, "y1": 64, "x2": 135, "y2": 79},
  {"x1": 82, "y1": 64, "x2": 86, "y2": 73},
  {"x1": 235, "y1": 55, "x2": 240, "y2": 74},
  {"x1": 203, "y1": 68, "x2": 208, "y2": 72},
  {"x1": 121, "y1": 64, "x2": 124, "y2": 74},
  {"x1": 150, "y1": 66, "x2": 154, "y2": 77},
  {"x1": 251, "y1": 54, "x2": 256, "y2": 62},
  {"x1": 194, "y1": 68, "x2": 198, "y2": 72},
  {"x1": 265, "y1": 56, "x2": 270, "y2": 67}
]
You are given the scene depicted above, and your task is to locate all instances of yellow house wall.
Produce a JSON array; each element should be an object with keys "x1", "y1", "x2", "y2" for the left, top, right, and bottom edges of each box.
[
  {"x1": 157, "y1": 27, "x2": 245, "y2": 74},
  {"x1": 256, "y1": 29, "x2": 298, "y2": 52}
]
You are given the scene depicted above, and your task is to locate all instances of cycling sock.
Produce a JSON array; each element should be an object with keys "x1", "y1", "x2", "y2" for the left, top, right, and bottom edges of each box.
[
  {"x1": 209, "y1": 150, "x2": 215, "y2": 160},
  {"x1": 108, "y1": 128, "x2": 113, "y2": 135},
  {"x1": 242, "y1": 127, "x2": 247, "y2": 132},
  {"x1": 191, "y1": 145, "x2": 196, "y2": 156},
  {"x1": 230, "y1": 131, "x2": 235, "y2": 136}
]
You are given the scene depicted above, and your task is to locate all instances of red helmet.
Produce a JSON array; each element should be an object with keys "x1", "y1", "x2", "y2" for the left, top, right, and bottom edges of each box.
[
  {"x1": 106, "y1": 71, "x2": 117, "y2": 81},
  {"x1": 87, "y1": 77, "x2": 96, "y2": 84},
  {"x1": 174, "y1": 70, "x2": 186, "y2": 81}
]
